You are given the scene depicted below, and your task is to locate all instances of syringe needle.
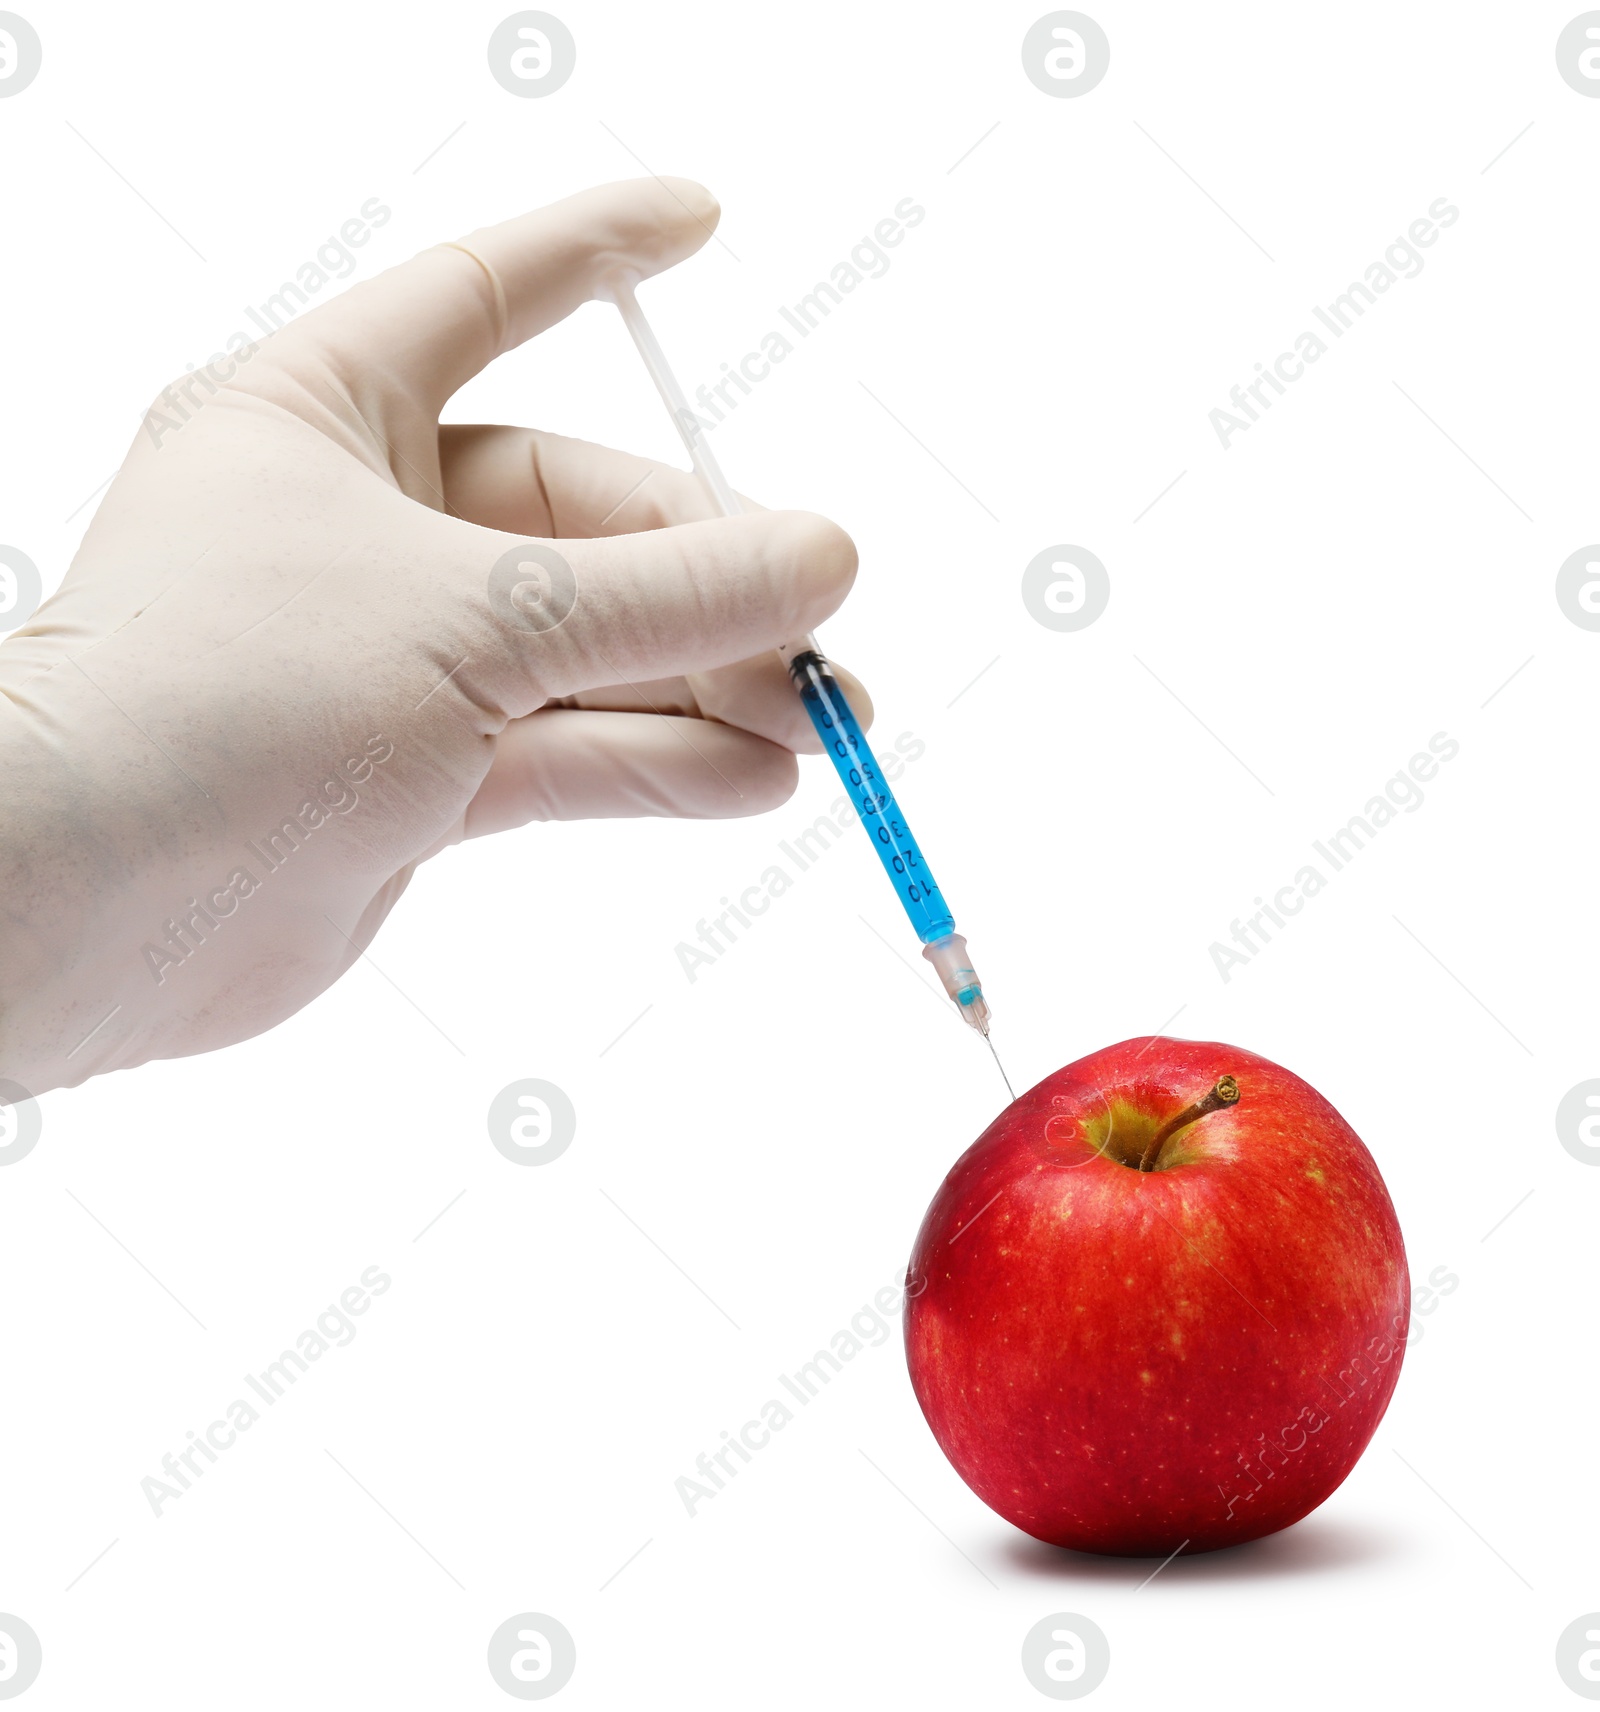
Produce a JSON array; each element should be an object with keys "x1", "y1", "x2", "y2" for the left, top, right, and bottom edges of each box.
[{"x1": 984, "y1": 1032, "x2": 1016, "y2": 1103}]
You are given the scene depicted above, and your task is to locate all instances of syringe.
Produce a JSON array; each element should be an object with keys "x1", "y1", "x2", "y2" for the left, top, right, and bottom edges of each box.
[{"x1": 609, "y1": 278, "x2": 1010, "y2": 1095}]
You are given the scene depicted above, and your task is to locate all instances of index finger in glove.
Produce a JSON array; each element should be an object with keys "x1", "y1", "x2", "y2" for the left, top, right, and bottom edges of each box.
[
  {"x1": 438, "y1": 424, "x2": 873, "y2": 748},
  {"x1": 420, "y1": 504, "x2": 858, "y2": 719}
]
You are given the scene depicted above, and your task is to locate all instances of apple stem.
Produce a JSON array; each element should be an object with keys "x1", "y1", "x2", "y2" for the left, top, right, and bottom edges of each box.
[{"x1": 1138, "y1": 1075, "x2": 1240, "y2": 1172}]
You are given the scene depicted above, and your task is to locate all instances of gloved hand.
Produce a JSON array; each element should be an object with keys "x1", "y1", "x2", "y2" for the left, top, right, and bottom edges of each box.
[{"x1": 0, "y1": 178, "x2": 866, "y2": 1095}]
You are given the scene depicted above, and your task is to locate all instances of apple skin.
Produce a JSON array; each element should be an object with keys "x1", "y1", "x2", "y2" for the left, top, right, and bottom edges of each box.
[{"x1": 904, "y1": 1036, "x2": 1408, "y2": 1556}]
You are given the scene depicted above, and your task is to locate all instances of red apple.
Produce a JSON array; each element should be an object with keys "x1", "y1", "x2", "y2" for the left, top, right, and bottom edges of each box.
[{"x1": 904, "y1": 1036, "x2": 1408, "y2": 1555}]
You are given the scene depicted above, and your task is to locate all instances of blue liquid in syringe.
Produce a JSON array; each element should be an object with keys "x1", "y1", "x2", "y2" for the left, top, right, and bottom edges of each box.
[{"x1": 789, "y1": 651, "x2": 955, "y2": 944}]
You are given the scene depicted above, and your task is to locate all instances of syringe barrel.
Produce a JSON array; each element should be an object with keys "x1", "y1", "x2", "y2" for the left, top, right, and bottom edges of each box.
[{"x1": 786, "y1": 650, "x2": 955, "y2": 944}]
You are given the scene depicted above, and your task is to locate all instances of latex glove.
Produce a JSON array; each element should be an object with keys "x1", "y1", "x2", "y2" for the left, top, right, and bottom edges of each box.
[{"x1": 0, "y1": 178, "x2": 866, "y2": 1096}]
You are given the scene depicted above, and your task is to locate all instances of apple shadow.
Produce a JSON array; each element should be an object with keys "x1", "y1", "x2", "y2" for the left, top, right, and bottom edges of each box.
[{"x1": 999, "y1": 1515, "x2": 1404, "y2": 1584}]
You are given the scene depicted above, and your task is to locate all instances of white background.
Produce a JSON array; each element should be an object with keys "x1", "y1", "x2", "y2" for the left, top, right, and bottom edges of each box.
[{"x1": 1, "y1": 1, "x2": 1596, "y2": 1706}]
